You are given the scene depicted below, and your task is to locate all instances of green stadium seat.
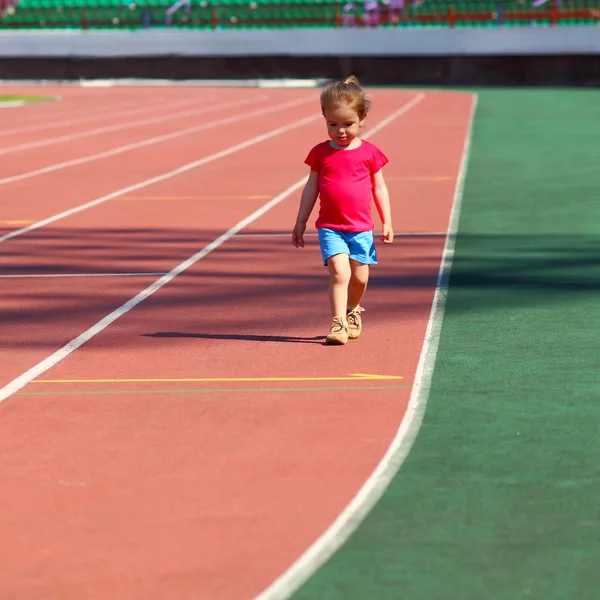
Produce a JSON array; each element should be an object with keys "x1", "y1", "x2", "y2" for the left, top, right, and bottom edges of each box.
[{"x1": 2, "y1": 0, "x2": 599, "y2": 30}]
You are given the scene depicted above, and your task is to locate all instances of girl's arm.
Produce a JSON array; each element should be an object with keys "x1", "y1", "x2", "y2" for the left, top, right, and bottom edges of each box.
[
  {"x1": 292, "y1": 170, "x2": 319, "y2": 248},
  {"x1": 372, "y1": 169, "x2": 394, "y2": 244}
]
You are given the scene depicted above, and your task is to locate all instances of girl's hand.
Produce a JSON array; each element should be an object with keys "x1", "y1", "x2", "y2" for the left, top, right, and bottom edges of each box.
[
  {"x1": 381, "y1": 224, "x2": 394, "y2": 244},
  {"x1": 292, "y1": 222, "x2": 306, "y2": 248}
]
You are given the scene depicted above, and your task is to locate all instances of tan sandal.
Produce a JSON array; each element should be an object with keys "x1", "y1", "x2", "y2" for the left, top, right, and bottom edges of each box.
[
  {"x1": 346, "y1": 306, "x2": 365, "y2": 340},
  {"x1": 326, "y1": 317, "x2": 349, "y2": 345}
]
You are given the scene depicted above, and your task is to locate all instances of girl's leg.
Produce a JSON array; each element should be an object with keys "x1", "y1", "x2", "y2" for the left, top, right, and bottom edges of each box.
[
  {"x1": 325, "y1": 253, "x2": 351, "y2": 345},
  {"x1": 348, "y1": 259, "x2": 369, "y2": 309},
  {"x1": 346, "y1": 259, "x2": 369, "y2": 339},
  {"x1": 327, "y1": 253, "x2": 352, "y2": 320}
]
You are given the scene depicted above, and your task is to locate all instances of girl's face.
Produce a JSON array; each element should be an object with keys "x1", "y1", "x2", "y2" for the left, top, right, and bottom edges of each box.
[{"x1": 323, "y1": 103, "x2": 365, "y2": 148}]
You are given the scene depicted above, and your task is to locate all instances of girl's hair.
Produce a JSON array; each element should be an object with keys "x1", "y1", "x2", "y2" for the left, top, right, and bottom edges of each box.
[{"x1": 320, "y1": 75, "x2": 371, "y2": 117}]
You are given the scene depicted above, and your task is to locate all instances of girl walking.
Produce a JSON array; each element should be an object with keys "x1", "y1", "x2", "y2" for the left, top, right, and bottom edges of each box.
[{"x1": 292, "y1": 76, "x2": 393, "y2": 345}]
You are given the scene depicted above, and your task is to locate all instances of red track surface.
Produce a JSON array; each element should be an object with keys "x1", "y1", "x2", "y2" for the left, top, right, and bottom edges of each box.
[{"x1": 0, "y1": 85, "x2": 472, "y2": 599}]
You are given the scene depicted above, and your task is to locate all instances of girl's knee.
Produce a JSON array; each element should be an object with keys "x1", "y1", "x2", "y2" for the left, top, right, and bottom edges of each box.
[
  {"x1": 332, "y1": 268, "x2": 351, "y2": 285},
  {"x1": 350, "y1": 262, "x2": 370, "y2": 285},
  {"x1": 353, "y1": 267, "x2": 369, "y2": 282},
  {"x1": 328, "y1": 254, "x2": 351, "y2": 283}
]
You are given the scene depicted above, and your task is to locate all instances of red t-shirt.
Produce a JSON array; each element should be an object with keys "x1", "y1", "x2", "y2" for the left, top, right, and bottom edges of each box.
[{"x1": 304, "y1": 139, "x2": 389, "y2": 232}]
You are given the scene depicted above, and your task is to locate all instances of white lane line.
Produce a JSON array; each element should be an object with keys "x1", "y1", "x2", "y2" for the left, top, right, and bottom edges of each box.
[
  {"x1": 0, "y1": 95, "x2": 265, "y2": 156},
  {"x1": 0, "y1": 96, "x2": 206, "y2": 137},
  {"x1": 0, "y1": 232, "x2": 441, "y2": 277},
  {"x1": 234, "y1": 231, "x2": 445, "y2": 238},
  {"x1": 0, "y1": 180, "x2": 305, "y2": 403},
  {"x1": 0, "y1": 94, "x2": 423, "y2": 405},
  {"x1": 0, "y1": 272, "x2": 168, "y2": 279},
  {"x1": 254, "y1": 93, "x2": 478, "y2": 600},
  {"x1": 1, "y1": 233, "x2": 441, "y2": 278},
  {"x1": 0, "y1": 101, "x2": 318, "y2": 244},
  {"x1": 0, "y1": 96, "x2": 311, "y2": 188}
]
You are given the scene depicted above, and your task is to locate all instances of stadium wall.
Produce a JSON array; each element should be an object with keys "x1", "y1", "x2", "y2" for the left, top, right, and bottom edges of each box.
[{"x1": 1, "y1": 28, "x2": 599, "y2": 85}]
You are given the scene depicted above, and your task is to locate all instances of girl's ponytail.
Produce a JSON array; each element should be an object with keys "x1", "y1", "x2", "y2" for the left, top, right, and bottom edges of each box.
[{"x1": 320, "y1": 75, "x2": 371, "y2": 117}]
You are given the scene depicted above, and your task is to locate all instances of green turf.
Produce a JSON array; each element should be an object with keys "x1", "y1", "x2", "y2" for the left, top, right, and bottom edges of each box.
[
  {"x1": 290, "y1": 88, "x2": 600, "y2": 599},
  {"x1": 0, "y1": 95, "x2": 56, "y2": 103}
]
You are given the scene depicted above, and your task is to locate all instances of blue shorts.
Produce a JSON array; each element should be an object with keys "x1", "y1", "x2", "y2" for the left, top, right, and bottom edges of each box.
[{"x1": 317, "y1": 227, "x2": 378, "y2": 266}]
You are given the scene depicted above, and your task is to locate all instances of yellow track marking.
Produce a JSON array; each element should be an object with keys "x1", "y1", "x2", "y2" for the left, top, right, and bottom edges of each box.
[
  {"x1": 33, "y1": 373, "x2": 403, "y2": 384},
  {"x1": 386, "y1": 176, "x2": 454, "y2": 182},
  {"x1": 17, "y1": 384, "x2": 411, "y2": 397},
  {"x1": 119, "y1": 195, "x2": 271, "y2": 201},
  {"x1": 0, "y1": 220, "x2": 35, "y2": 225}
]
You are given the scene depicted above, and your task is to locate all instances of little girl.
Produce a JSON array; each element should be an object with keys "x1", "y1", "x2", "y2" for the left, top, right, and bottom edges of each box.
[{"x1": 292, "y1": 75, "x2": 393, "y2": 345}]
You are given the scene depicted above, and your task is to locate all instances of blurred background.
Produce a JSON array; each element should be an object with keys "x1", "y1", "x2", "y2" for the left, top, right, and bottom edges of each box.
[{"x1": 1, "y1": 0, "x2": 599, "y2": 85}]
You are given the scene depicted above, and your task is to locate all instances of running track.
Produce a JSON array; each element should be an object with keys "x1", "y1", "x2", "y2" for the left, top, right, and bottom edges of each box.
[{"x1": 0, "y1": 85, "x2": 474, "y2": 599}]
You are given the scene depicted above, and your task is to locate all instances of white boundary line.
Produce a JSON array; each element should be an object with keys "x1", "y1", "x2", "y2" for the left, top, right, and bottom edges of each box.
[
  {"x1": 254, "y1": 93, "x2": 479, "y2": 600},
  {"x1": 0, "y1": 95, "x2": 264, "y2": 156},
  {"x1": 0, "y1": 96, "x2": 310, "y2": 188},
  {"x1": 0, "y1": 78, "x2": 328, "y2": 88},
  {"x1": 0, "y1": 94, "x2": 424, "y2": 404}
]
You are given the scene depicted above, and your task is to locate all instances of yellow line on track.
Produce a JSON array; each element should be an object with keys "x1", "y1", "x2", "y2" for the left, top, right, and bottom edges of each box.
[
  {"x1": 119, "y1": 195, "x2": 271, "y2": 201},
  {"x1": 386, "y1": 176, "x2": 454, "y2": 182},
  {"x1": 33, "y1": 373, "x2": 403, "y2": 384},
  {"x1": 0, "y1": 220, "x2": 35, "y2": 225}
]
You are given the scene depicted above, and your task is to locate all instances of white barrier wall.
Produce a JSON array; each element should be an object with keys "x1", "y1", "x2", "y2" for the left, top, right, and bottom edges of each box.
[{"x1": 1, "y1": 26, "x2": 600, "y2": 58}]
